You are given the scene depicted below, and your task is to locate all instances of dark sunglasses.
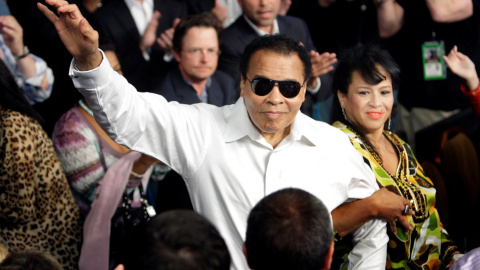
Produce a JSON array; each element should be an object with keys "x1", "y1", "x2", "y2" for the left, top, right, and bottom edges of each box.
[{"x1": 246, "y1": 77, "x2": 304, "y2": 98}]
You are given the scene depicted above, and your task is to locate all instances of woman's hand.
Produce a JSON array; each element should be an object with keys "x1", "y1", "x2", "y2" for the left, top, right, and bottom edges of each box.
[
  {"x1": 131, "y1": 153, "x2": 160, "y2": 178},
  {"x1": 370, "y1": 188, "x2": 414, "y2": 234}
]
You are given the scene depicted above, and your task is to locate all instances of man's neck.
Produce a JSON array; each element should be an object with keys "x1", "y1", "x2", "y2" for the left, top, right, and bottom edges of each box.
[
  {"x1": 262, "y1": 127, "x2": 291, "y2": 149},
  {"x1": 190, "y1": 80, "x2": 208, "y2": 96},
  {"x1": 243, "y1": 15, "x2": 277, "y2": 35},
  {"x1": 179, "y1": 69, "x2": 209, "y2": 95}
]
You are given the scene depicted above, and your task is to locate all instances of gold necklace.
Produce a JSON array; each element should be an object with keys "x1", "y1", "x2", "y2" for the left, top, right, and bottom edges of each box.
[{"x1": 348, "y1": 127, "x2": 428, "y2": 223}]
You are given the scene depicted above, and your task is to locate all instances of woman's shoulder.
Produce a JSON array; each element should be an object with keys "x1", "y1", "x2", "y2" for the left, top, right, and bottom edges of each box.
[
  {"x1": 1, "y1": 108, "x2": 42, "y2": 135},
  {"x1": 332, "y1": 121, "x2": 359, "y2": 141}
]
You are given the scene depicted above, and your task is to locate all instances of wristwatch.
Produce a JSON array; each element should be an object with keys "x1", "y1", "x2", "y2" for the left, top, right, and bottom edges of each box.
[{"x1": 15, "y1": 46, "x2": 30, "y2": 60}]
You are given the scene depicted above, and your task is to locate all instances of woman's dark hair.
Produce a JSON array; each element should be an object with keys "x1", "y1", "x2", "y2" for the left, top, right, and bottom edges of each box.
[
  {"x1": 330, "y1": 44, "x2": 400, "y2": 153},
  {"x1": 0, "y1": 60, "x2": 45, "y2": 127}
]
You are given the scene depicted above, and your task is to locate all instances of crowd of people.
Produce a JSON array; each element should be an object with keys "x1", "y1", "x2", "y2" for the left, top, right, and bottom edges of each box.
[{"x1": 1, "y1": 0, "x2": 479, "y2": 269}]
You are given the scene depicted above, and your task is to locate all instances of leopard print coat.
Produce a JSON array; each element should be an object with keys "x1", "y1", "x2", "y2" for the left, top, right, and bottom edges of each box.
[{"x1": 0, "y1": 109, "x2": 81, "y2": 269}]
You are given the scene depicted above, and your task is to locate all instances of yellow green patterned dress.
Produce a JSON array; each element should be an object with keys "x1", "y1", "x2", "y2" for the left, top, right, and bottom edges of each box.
[{"x1": 333, "y1": 121, "x2": 457, "y2": 270}]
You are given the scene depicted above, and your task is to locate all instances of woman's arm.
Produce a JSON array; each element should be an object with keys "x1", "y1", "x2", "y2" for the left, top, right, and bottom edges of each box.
[{"x1": 333, "y1": 187, "x2": 413, "y2": 237}]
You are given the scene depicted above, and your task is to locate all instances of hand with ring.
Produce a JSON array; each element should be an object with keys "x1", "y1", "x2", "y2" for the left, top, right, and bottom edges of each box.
[{"x1": 403, "y1": 204, "x2": 411, "y2": 215}]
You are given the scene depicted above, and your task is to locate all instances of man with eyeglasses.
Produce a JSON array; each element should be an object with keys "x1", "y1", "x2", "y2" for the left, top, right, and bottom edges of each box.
[
  {"x1": 156, "y1": 13, "x2": 237, "y2": 107},
  {"x1": 39, "y1": 1, "x2": 388, "y2": 269}
]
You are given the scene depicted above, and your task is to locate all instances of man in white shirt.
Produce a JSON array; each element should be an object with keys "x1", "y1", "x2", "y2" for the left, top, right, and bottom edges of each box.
[{"x1": 39, "y1": 1, "x2": 388, "y2": 269}]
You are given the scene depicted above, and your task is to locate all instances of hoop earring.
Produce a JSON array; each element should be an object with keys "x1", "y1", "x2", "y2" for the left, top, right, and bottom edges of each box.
[
  {"x1": 342, "y1": 108, "x2": 347, "y2": 121},
  {"x1": 387, "y1": 116, "x2": 391, "y2": 130}
]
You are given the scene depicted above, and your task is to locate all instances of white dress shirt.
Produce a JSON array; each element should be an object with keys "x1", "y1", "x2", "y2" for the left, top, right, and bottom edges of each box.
[
  {"x1": 124, "y1": 0, "x2": 154, "y2": 61},
  {"x1": 69, "y1": 51, "x2": 387, "y2": 270}
]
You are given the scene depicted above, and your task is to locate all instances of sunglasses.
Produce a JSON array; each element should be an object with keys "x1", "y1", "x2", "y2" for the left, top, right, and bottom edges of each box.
[{"x1": 246, "y1": 77, "x2": 304, "y2": 98}]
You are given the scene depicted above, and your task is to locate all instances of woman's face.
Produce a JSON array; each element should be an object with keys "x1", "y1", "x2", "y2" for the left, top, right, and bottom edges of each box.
[{"x1": 338, "y1": 66, "x2": 394, "y2": 135}]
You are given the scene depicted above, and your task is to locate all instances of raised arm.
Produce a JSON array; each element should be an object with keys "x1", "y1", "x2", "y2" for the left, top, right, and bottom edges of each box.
[
  {"x1": 425, "y1": 0, "x2": 473, "y2": 23},
  {"x1": 375, "y1": 0, "x2": 404, "y2": 38},
  {"x1": 444, "y1": 45, "x2": 479, "y2": 91},
  {"x1": 444, "y1": 45, "x2": 480, "y2": 116},
  {"x1": 0, "y1": 15, "x2": 54, "y2": 104},
  {"x1": 37, "y1": 0, "x2": 101, "y2": 70}
]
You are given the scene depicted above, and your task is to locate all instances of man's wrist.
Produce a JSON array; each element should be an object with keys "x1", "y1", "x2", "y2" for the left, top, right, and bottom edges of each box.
[{"x1": 74, "y1": 50, "x2": 103, "y2": 71}]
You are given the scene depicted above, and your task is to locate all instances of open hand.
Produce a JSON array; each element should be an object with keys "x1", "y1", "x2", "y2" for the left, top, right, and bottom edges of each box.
[
  {"x1": 211, "y1": 0, "x2": 227, "y2": 25},
  {"x1": 444, "y1": 45, "x2": 479, "y2": 91},
  {"x1": 37, "y1": 0, "x2": 101, "y2": 70},
  {"x1": 140, "y1": 10, "x2": 161, "y2": 52},
  {"x1": 157, "y1": 18, "x2": 181, "y2": 53}
]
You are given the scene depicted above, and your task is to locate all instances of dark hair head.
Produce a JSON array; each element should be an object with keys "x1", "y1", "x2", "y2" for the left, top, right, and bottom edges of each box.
[
  {"x1": 239, "y1": 34, "x2": 312, "y2": 84},
  {"x1": 0, "y1": 60, "x2": 44, "y2": 127},
  {"x1": 245, "y1": 188, "x2": 333, "y2": 270},
  {"x1": 140, "y1": 210, "x2": 230, "y2": 270},
  {"x1": 0, "y1": 250, "x2": 64, "y2": 270},
  {"x1": 331, "y1": 44, "x2": 400, "y2": 125},
  {"x1": 330, "y1": 44, "x2": 400, "y2": 154},
  {"x1": 172, "y1": 12, "x2": 223, "y2": 52}
]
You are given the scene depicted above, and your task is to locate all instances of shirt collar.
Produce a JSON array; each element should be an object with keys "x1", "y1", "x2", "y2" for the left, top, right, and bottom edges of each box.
[
  {"x1": 243, "y1": 15, "x2": 279, "y2": 36},
  {"x1": 223, "y1": 98, "x2": 317, "y2": 147}
]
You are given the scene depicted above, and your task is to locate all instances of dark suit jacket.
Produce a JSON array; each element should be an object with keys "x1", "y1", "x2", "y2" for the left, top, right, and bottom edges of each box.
[
  {"x1": 218, "y1": 15, "x2": 316, "y2": 89},
  {"x1": 93, "y1": 0, "x2": 187, "y2": 92},
  {"x1": 156, "y1": 67, "x2": 238, "y2": 106}
]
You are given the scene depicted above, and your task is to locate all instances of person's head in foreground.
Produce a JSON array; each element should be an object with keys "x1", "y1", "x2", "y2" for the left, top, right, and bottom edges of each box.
[
  {"x1": 331, "y1": 44, "x2": 400, "y2": 136},
  {"x1": 0, "y1": 250, "x2": 64, "y2": 270},
  {"x1": 138, "y1": 210, "x2": 231, "y2": 270},
  {"x1": 239, "y1": 34, "x2": 312, "y2": 146},
  {"x1": 244, "y1": 188, "x2": 334, "y2": 270}
]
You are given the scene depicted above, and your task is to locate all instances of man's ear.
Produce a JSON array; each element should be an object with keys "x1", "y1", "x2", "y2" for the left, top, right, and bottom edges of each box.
[
  {"x1": 173, "y1": 49, "x2": 181, "y2": 63},
  {"x1": 240, "y1": 75, "x2": 246, "y2": 97},
  {"x1": 322, "y1": 241, "x2": 335, "y2": 270},
  {"x1": 337, "y1": 90, "x2": 346, "y2": 108}
]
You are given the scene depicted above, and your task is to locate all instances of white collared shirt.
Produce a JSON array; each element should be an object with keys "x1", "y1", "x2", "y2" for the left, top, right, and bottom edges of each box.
[
  {"x1": 124, "y1": 0, "x2": 153, "y2": 36},
  {"x1": 124, "y1": 0, "x2": 153, "y2": 60},
  {"x1": 70, "y1": 51, "x2": 387, "y2": 270},
  {"x1": 243, "y1": 14, "x2": 279, "y2": 35},
  {"x1": 218, "y1": 0, "x2": 242, "y2": 28}
]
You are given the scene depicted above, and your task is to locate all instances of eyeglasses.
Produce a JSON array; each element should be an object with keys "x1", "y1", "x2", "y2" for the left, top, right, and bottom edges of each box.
[
  {"x1": 183, "y1": 48, "x2": 220, "y2": 57},
  {"x1": 246, "y1": 77, "x2": 304, "y2": 98}
]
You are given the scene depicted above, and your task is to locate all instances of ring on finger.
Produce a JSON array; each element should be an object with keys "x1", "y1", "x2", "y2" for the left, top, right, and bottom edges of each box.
[{"x1": 403, "y1": 205, "x2": 411, "y2": 215}]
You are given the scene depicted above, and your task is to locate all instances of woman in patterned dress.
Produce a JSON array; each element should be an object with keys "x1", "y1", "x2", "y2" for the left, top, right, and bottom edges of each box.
[
  {"x1": 329, "y1": 44, "x2": 459, "y2": 269},
  {"x1": 0, "y1": 60, "x2": 81, "y2": 269}
]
